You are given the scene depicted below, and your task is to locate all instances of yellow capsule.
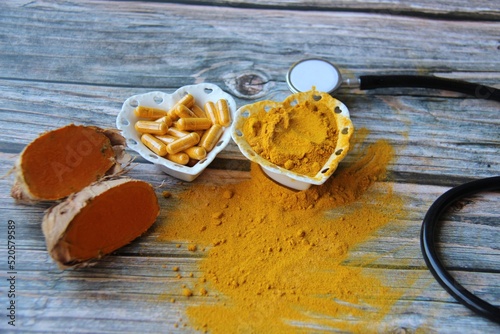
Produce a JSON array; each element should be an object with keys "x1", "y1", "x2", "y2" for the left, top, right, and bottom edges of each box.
[
  {"x1": 134, "y1": 106, "x2": 168, "y2": 119},
  {"x1": 154, "y1": 134, "x2": 177, "y2": 144},
  {"x1": 167, "y1": 108, "x2": 180, "y2": 121},
  {"x1": 216, "y1": 99, "x2": 231, "y2": 127},
  {"x1": 199, "y1": 124, "x2": 224, "y2": 152},
  {"x1": 191, "y1": 104, "x2": 206, "y2": 118},
  {"x1": 135, "y1": 120, "x2": 168, "y2": 135},
  {"x1": 167, "y1": 132, "x2": 200, "y2": 155},
  {"x1": 166, "y1": 152, "x2": 189, "y2": 165},
  {"x1": 167, "y1": 94, "x2": 196, "y2": 119},
  {"x1": 141, "y1": 134, "x2": 168, "y2": 156},
  {"x1": 155, "y1": 115, "x2": 173, "y2": 127},
  {"x1": 177, "y1": 118, "x2": 212, "y2": 131},
  {"x1": 177, "y1": 94, "x2": 195, "y2": 108},
  {"x1": 204, "y1": 101, "x2": 219, "y2": 125},
  {"x1": 175, "y1": 105, "x2": 197, "y2": 118},
  {"x1": 166, "y1": 127, "x2": 190, "y2": 138},
  {"x1": 172, "y1": 121, "x2": 182, "y2": 130},
  {"x1": 184, "y1": 146, "x2": 207, "y2": 160}
]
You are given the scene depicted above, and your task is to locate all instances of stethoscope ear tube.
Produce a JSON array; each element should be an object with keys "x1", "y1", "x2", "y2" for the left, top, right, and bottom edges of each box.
[
  {"x1": 286, "y1": 58, "x2": 500, "y2": 101},
  {"x1": 286, "y1": 58, "x2": 500, "y2": 323},
  {"x1": 359, "y1": 75, "x2": 500, "y2": 101},
  {"x1": 420, "y1": 176, "x2": 500, "y2": 324}
]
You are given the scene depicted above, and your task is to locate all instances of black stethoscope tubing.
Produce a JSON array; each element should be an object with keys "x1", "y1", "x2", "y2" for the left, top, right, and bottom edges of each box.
[
  {"x1": 287, "y1": 58, "x2": 500, "y2": 323},
  {"x1": 367, "y1": 70, "x2": 500, "y2": 322},
  {"x1": 286, "y1": 58, "x2": 500, "y2": 101},
  {"x1": 359, "y1": 75, "x2": 500, "y2": 101},
  {"x1": 420, "y1": 176, "x2": 500, "y2": 324},
  {"x1": 363, "y1": 71, "x2": 500, "y2": 322}
]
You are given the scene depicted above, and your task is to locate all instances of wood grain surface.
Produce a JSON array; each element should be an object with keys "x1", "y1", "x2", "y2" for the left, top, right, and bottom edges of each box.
[{"x1": 0, "y1": 0, "x2": 498, "y2": 333}]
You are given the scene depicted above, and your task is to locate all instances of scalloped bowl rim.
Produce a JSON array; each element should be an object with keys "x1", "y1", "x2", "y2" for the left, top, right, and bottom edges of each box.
[
  {"x1": 231, "y1": 91, "x2": 354, "y2": 190},
  {"x1": 116, "y1": 83, "x2": 237, "y2": 181}
]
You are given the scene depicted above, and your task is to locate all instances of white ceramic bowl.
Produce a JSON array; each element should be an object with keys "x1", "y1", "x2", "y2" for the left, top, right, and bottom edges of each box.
[
  {"x1": 231, "y1": 91, "x2": 353, "y2": 190},
  {"x1": 116, "y1": 83, "x2": 237, "y2": 181}
]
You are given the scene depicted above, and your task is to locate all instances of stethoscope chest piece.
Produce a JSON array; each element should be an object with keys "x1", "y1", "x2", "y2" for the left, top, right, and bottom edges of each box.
[
  {"x1": 286, "y1": 58, "x2": 500, "y2": 101},
  {"x1": 286, "y1": 58, "x2": 343, "y2": 94}
]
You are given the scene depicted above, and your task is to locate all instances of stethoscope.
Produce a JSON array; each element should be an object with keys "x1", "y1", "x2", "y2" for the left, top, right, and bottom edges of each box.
[
  {"x1": 286, "y1": 58, "x2": 500, "y2": 101},
  {"x1": 286, "y1": 58, "x2": 500, "y2": 323}
]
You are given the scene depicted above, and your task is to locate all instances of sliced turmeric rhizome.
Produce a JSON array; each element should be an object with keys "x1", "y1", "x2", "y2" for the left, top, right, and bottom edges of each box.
[
  {"x1": 10, "y1": 124, "x2": 160, "y2": 269},
  {"x1": 42, "y1": 178, "x2": 160, "y2": 269},
  {"x1": 11, "y1": 124, "x2": 129, "y2": 202}
]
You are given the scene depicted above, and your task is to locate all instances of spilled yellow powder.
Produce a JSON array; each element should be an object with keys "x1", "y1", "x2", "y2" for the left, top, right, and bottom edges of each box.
[{"x1": 157, "y1": 130, "x2": 407, "y2": 333}]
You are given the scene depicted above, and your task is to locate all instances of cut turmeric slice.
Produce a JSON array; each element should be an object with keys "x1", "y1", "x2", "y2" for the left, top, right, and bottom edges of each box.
[
  {"x1": 42, "y1": 178, "x2": 160, "y2": 269},
  {"x1": 11, "y1": 124, "x2": 128, "y2": 202}
]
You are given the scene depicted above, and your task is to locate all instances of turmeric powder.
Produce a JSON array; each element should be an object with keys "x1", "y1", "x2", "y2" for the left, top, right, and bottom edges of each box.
[
  {"x1": 157, "y1": 129, "x2": 409, "y2": 333},
  {"x1": 242, "y1": 96, "x2": 339, "y2": 177}
]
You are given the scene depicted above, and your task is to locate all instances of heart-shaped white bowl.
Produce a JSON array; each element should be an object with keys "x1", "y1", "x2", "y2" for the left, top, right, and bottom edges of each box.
[
  {"x1": 231, "y1": 90, "x2": 353, "y2": 190},
  {"x1": 116, "y1": 83, "x2": 237, "y2": 181}
]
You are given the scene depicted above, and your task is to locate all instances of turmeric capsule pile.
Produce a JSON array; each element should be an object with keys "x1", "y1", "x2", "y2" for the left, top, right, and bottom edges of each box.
[{"x1": 133, "y1": 94, "x2": 231, "y2": 166}]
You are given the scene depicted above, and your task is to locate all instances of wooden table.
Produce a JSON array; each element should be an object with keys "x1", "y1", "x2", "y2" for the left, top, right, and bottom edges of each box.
[{"x1": 1, "y1": 1, "x2": 498, "y2": 333}]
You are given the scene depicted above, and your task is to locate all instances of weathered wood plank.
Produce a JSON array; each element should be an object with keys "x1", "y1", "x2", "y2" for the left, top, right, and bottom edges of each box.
[
  {"x1": 155, "y1": 0, "x2": 500, "y2": 20},
  {"x1": 1, "y1": 1, "x2": 499, "y2": 88}
]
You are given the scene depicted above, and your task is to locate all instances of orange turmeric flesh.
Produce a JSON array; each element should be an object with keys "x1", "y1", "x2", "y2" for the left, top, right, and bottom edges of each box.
[
  {"x1": 19, "y1": 124, "x2": 115, "y2": 200},
  {"x1": 43, "y1": 179, "x2": 160, "y2": 268},
  {"x1": 62, "y1": 181, "x2": 158, "y2": 263}
]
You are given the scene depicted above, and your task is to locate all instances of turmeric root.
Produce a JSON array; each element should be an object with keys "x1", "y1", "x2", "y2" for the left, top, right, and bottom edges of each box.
[
  {"x1": 11, "y1": 124, "x2": 129, "y2": 202},
  {"x1": 42, "y1": 178, "x2": 160, "y2": 269}
]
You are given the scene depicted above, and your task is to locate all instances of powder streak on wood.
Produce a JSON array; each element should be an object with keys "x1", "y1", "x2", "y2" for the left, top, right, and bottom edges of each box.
[{"x1": 157, "y1": 132, "x2": 412, "y2": 333}]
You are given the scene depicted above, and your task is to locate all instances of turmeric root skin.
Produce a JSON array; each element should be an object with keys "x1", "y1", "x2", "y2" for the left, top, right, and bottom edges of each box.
[{"x1": 42, "y1": 178, "x2": 160, "y2": 269}]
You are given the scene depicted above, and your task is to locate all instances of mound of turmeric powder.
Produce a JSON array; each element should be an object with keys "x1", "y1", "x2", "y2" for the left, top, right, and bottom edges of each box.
[
  {"x1": 242, "y1": 96, "x2": 339, "y2": 177},
  {"x1": 157, "y1": 129, "x2": 410, "y2": 333}
]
